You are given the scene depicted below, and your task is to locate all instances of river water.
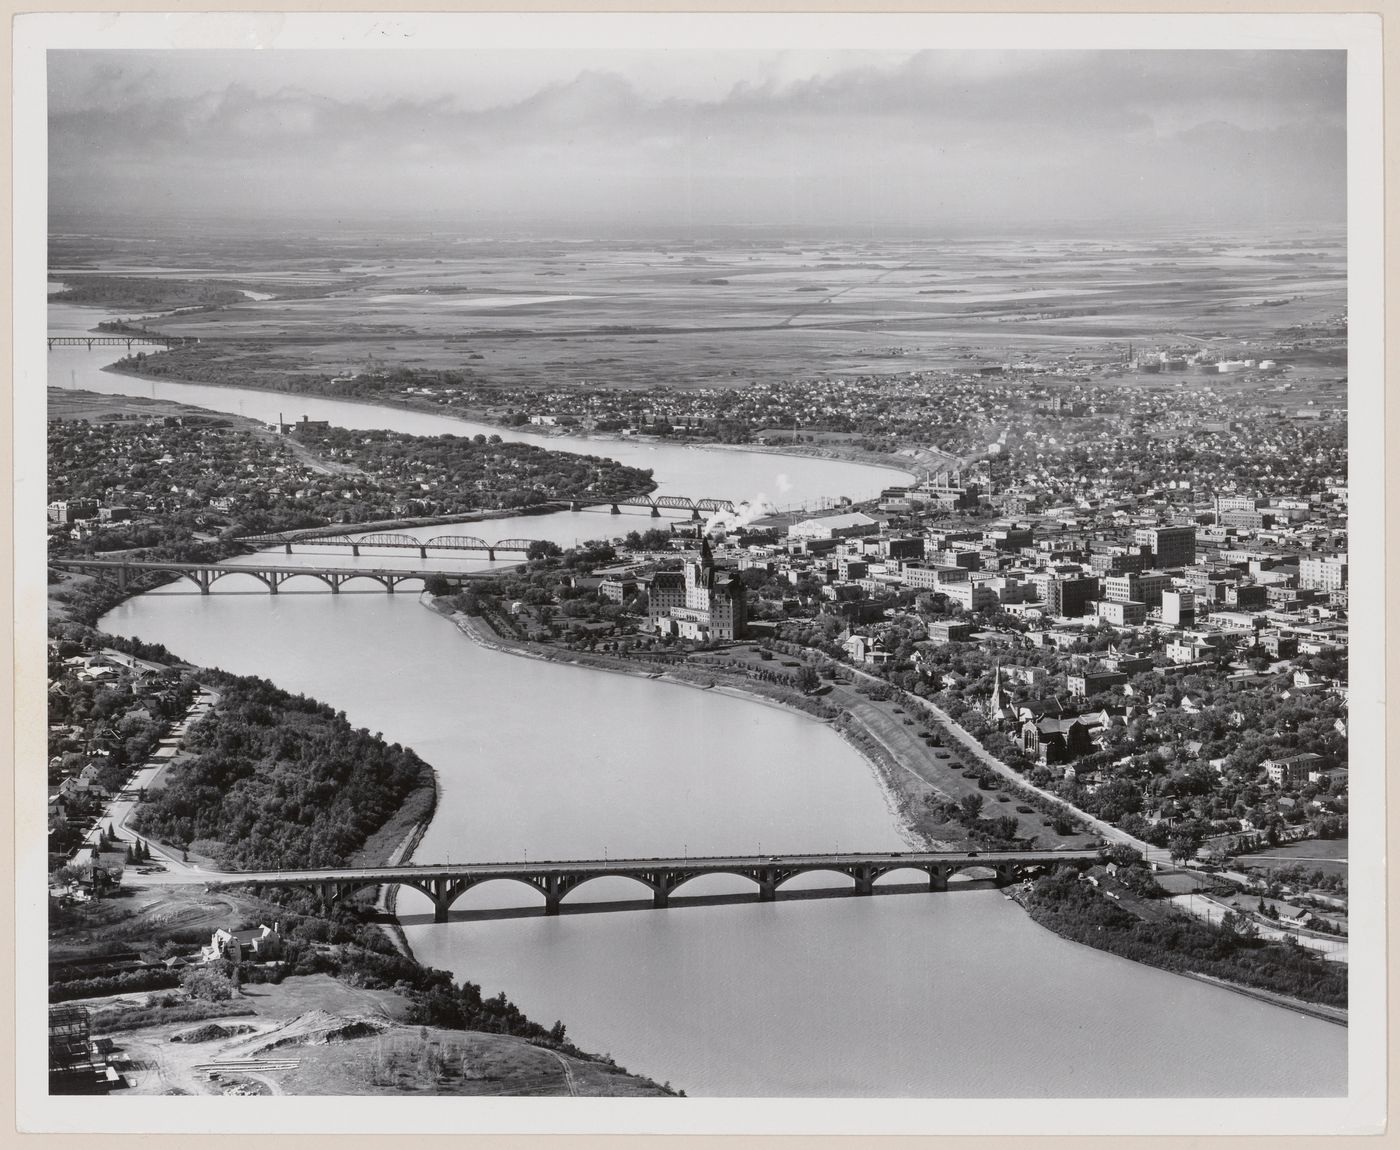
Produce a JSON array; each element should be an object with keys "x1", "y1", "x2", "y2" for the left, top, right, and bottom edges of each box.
[{"x1": 48, "y1": 295, "x2": 1347, "y2": 1097}]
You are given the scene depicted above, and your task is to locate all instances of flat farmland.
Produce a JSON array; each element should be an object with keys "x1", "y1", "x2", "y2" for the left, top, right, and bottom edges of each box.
[{"x1": 57, "y1": 231, "x2": 1345, "y2": 390}]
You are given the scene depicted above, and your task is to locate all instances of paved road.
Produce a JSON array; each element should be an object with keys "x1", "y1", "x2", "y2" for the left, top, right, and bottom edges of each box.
[{"x1": 71, "y1": 688, "x2": 219, "y2": 879}]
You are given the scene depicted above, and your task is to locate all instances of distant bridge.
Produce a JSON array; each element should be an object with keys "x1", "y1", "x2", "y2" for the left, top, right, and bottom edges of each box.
[
  {"x1": 236, "y1": 532, "x2": 540, "y2": 561},
  {"x1": 48, "y1": 558, "x2": 486, "y2": 595},
  {"x1": 47, "y1": 334, "x2": 197, "y2": 351},
  {"x1": 183, "y1": 849, "x2": 1097, "y2": 923},
  {"x1": 590, "y1": 495, "x2": 742, "y2": 519}
]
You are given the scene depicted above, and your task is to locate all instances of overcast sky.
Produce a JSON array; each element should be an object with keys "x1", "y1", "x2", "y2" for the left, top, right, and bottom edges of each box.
[{"x1": 49, "y1": 50, "x2": 1346, "y2": 233}]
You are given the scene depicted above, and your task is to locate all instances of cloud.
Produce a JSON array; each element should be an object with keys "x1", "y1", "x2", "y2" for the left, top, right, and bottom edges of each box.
[{"x1": 48, "y1": 49, "x2": 1346, "y2": 229}]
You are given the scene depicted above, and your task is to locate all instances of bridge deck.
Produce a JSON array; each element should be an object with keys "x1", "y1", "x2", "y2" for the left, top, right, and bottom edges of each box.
[{"x1": 192, "y1": 849, "x2": 1098, "y2": 887}]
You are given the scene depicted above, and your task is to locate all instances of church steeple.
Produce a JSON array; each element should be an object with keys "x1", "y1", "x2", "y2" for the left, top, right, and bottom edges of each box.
[
  {"x1": 700, "y1": 535, "x2": 714, "y2": 569},
  {"x1": 986, "y1": 663, "x2": 1005, "y2": 719}
]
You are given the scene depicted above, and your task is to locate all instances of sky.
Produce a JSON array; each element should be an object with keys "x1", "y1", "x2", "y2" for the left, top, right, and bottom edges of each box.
[{"x1": 48, "y1": 50, "x2": 1346, "y2": 234}]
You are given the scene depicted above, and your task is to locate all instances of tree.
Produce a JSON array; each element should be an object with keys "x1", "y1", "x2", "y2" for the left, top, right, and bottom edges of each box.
[
  {"x1": 1168, "y1": 834, "x2": 1198, "y2": 865},
  {"x1": 180, "y1": 963, "x2": 236, "y2": 1002},
  {"x1": 795, "y1": 664, "x2": 821, "y2": 694},
  {"x1": 526, "y1": 540, "x2": 563, "y2": 562},
  {"x1": 422, "y1": 574, "x2": 456, "y2": 597},
  {"x1": 1220, "y1": 910, "x2": 1259, "y2": 939},
  {"x1": 959, "y1": 793, "x2": 985, "y2": 823}
]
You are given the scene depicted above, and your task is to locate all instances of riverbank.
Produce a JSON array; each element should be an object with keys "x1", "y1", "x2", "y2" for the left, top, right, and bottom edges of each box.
[{"x1": 1006, "y1": 879, "x2": 1348, "y2": 1026}]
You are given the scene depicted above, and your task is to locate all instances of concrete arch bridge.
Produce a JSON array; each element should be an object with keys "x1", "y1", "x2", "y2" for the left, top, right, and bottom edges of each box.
[
  {"x1": 193, "y1": 849, "x2": 1098, "y2": 923},
  {"x1": 48, "y1": 558, "x2": 478, "y2": 595}
]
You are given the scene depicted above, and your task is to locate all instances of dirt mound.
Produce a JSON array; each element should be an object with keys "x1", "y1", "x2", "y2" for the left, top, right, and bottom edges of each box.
[
  {"x1": 244, "y1": 1010, "x2": 387, "y2": 1054},
  {"x1": 169, "y1": 1022, "x2": 255, "y2": 1044}
]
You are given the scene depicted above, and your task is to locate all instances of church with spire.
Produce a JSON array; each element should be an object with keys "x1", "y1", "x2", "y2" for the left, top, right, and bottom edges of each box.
[{"x1": 646, "y1": 537, "x2": 747, "y2": 641}]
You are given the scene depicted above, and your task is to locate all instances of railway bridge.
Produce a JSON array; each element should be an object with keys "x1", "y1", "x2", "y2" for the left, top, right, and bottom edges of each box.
[
  {"x1": 48, "y1": 558, "x2": 483, "y2": 595},
  {"x1": 235, "y1": 532, "x2": 539, "y2": 561},
  {"x1": 189, "y1": 849, "x2": 1098, "y2": 923},
  {"x1": 594, "y1": 495, "x2": 744, "y2": 519}
]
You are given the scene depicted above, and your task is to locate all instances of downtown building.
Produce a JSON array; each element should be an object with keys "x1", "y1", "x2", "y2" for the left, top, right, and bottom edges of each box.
[
  {"x1": 1133, "y1": 524, "x2": 1197, "y2": 569},
  {"x1": 647, "y1": 538, "x2": 747, "y2": 641}
]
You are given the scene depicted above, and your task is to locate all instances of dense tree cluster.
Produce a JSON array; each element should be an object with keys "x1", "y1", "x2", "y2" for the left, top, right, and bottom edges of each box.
[
  {"x1": 57, "y1": 277, "x2": 251, "y2": 310},
  {"x1": 128, "y1": 672, "x2": 433, "y2": 870},
  {"x1": 49, "y1": 416, "x2": 654, "y2": 551},
  {"x1": 1025, "y1": 868, "x2": 1347, "y2": 1006}
]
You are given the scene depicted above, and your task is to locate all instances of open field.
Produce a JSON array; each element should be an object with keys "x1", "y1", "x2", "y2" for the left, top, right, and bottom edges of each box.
[
  {"x1": 52, "y1": 230, "x2": 1345, "y2": 392},
  {"x1": 46, "y1": 388, "x2": 264, "y2": 426},
  {"x1": 1236, "y1": 838, "x2": 1349, "y2": 881}
]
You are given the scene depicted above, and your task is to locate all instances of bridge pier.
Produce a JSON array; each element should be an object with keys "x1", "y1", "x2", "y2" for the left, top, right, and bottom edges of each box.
[
  {"x1": 351, "y1": 544, "x2": 360, "y2": 557},
  {"x1": 928, "y1": 867, "x2": 949, "y2": 892},
  {"x1": 994, "y1": 864, "x2": 1020, "y2": 888},
  {"x1": 487, "y1": 549, "x2": 495, "y2": 562},
  {"x1": 690, "y1": 509, "x2": 701, "y2": 521},
  {"x1": 418, "y1": 545, "x2": 427, "y2": 559},
  {"x1": 852, "y1": 865, "x2": 876, "y2": 896},
  {"x1": 756, "y1": 867, "x2": 777, "y2": 902},
  {"x1": 541, "y1": 875, "x2": 578, "y2": 916},
  {"x1": 610, "y1": 504, "x2": 621, "y2": 515},
  {"x1": 429, "y1": 878, "x2": 453, "y2": 923},
  {"x1": 284, "y1": 542, "x2": 293, "y2": 555},
  {"x1": 650, "y1": 505, "x2": 661, "y2": 517}
]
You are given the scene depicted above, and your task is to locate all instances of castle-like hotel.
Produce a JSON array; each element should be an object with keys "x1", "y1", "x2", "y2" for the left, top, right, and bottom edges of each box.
[{"x1": 647, "y1": 538, "x2": 747, "y2": 641}]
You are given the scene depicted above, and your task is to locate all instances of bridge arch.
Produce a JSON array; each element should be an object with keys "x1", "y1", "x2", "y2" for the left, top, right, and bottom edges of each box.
[
  {"x1": 772, "y1": 865, "x2": 873, "y2": 893},
  {"x1": 492, "y1": 539, "x2": 538, "y2": 554},
  {"x1": 696, "y1": 498, "x2": 738, "y2": 514},
  {"x1": 664, "y1": 869, "x2": 766, "y2": 899},
  {"x1": 424, "y1": 535, "x2": 490, "y2": 551},
  {"x1": 267, "y1": 570, "x2": 341, "y2": 593},
  {"x1": 665, "y1": 867, "x2": 769, "y2": 898},
  {"x1": 357, "y1": 533, "x2": 421, "y2": 548},
  {"x1": 420, "y1": 874, "x2": 554, "y2": 921},
  {"x1": 554, "y1": 872, "x2": 663, "y2": 904},
  {"x1": 333, "y1": 571, "x2": 398, "y2": 592},
  {"x1": 873, "y1": 865, "x2": 946, "y2": 888}
]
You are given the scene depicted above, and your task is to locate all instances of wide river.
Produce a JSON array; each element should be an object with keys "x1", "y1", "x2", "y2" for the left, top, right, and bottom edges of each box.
[{"x1": 45, "y1": 296, "x2": 1346, "y2": 1097}]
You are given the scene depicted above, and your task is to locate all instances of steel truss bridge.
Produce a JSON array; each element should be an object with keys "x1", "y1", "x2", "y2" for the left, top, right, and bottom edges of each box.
[
  {"x1": 596, "y1": 495, "x2": 742, "y2": 519},
  {"x1": 236, "y1": 532, "x2": 540, "y2": 561},
  {"x1": 47, "y1": 334, "x2": 197, "y2": 350}
]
